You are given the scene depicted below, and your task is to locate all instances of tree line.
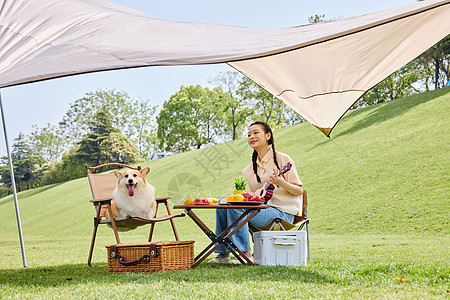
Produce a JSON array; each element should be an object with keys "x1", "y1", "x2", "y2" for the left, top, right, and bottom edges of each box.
[
  {"x1": 0, "y1": 34, "x2": 448, "y2": 197},
  {"x1": 0, "y1": 74, "x2": 301, "y2": 196}
]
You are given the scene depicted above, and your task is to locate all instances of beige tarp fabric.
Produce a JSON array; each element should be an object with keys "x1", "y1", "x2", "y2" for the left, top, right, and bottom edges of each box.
[
  {"x1": 0, "y1": 0, "x2": 449, "y2": 135},
  {"x1": 230, "y1": 3, "x2": 450, "y2": 135}
]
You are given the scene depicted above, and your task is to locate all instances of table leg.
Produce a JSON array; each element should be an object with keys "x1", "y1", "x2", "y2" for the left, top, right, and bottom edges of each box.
[
  {"x1": 183, "y1": 209, "x2": 217, "y2": 261},
  {"x1": 220, "y1": 209, "x2": 260, "y2": 265},
  {"x1": 185, "y1": 208, "x2": 260, "y2": 267}
]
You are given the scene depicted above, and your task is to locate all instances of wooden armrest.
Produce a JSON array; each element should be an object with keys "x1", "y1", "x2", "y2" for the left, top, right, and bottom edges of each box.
[
  {"x1": 156, "y1": 197, "x2": 171, "y2": 203},
  {"x1": 86, "y1": 163, "x2": 140, "y2": 171},
  {"x1": 91, "y1": 197, "x2": 170, "y2": 205},
  {"x1": 90, "y1": 198, "x2": 112, "y2": 203}
]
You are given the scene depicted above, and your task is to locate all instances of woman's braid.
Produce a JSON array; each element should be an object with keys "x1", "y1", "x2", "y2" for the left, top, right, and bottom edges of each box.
[{"x1": 252, "y1": 150, "x2": 261, "y2": 183}]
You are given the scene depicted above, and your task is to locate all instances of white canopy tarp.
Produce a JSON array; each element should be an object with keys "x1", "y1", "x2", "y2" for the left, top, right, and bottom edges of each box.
[{"x1": 0, "y1": 0, "x2": 449, "y2": 135}]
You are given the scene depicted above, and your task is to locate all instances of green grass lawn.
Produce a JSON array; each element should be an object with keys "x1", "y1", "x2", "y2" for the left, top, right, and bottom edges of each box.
[
  {"x1": 0, "y1": 234, "x2": 448, "y2": 299},
  {"x1": 0, "y1": 88, "x2": 449, "y2": 299}
]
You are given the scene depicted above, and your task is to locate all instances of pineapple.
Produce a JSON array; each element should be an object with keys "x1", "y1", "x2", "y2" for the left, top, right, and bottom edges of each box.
[{"x1": 234, "y1": 177, "x2": 247, "y2": 194}]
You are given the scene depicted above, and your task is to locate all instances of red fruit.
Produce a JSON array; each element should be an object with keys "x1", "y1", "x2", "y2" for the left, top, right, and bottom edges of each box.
[
  {"x1": 254, "y1": 195, "x2": 263, "y2": 202},
  {"x1": 242, "y1": 193, "x2": 253, "y2": 199}
]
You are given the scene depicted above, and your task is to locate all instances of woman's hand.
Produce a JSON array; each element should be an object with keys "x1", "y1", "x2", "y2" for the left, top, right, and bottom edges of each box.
[
  {"x1": 268, "y1": 168, "x2": 303, "y2": 196},
  {"x1": 268, "y1": 168, "x2": 286, "y2": 186}
]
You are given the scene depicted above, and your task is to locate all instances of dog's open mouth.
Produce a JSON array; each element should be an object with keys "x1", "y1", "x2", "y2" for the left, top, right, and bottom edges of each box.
[{"x1": 127, "y1": 183, "x2": 137, "y2": 197}]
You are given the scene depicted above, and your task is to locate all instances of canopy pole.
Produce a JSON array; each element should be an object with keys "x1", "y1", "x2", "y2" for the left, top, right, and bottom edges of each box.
[{"x1": 0, "y1": 90, "x2": 27, "y2": 267}]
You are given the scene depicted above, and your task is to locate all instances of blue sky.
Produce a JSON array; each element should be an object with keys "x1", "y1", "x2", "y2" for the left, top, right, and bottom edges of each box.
[{"x1": 0, "y1": 0, "x2": 414, "y2": 155}]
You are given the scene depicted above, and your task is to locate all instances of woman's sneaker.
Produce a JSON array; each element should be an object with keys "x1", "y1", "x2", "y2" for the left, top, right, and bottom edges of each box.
[
  {"x1": 229, "y1": 256, "x2": 253, "y2": 264},
  {"x1": 207, "y1": 255, "x2": 231, "y2": 264}
]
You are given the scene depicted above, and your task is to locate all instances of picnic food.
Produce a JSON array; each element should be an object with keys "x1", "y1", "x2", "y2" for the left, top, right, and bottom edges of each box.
[
  {"x1": 233, "y1": 177, "x2": 247, "y2": 194},
  {"x1": 226, "y1": 194, "x2": 245, "y2": 202},
  {"x1": 183, "y1": 198, "x2": 195, "y2": 205},
  {"x1": 193, "y1": 198, "x2": 210, "y2": 205},
  {"x1": 208, "y1": 198, "x2": 219, "y2": 204},
  {"x1": 242, "y1": 192, "x2": 265, "y2": 203},
  {"x1": 225, "y1": 192, "x2": 265, "y2": 203},
  {"x1": 233, "y1": 194, "x2": 245, "y2": 202},
  {"x1": 183, "y1": 197, "x2": 218, "y2": 205}
]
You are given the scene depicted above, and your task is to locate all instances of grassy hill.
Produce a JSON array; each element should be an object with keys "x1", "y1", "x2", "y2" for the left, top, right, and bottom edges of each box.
[{"x1": 0, "y1": 87, "x2": 448, "y2": 258}]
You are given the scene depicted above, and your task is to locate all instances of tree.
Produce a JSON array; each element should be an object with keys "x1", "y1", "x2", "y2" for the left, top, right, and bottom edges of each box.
[
  {"x1": 12, "y1": 133, "x2": 43, "y2": 190},
  {"x1": 39, "y1": 147, "x2": 87, "y2": 186},
  {"x1": 209, "y1": 71, "x2": 253, "y2": 140},
  {"x1": 157, "y1": 85, "x2": 229, "y2": 152},
  {"x1": 236, "y1": 77, "x2": 301, "y2": 129},
  {"x1": 75, "y1": 110, "x2": 118, "y2": 166},
  {"x1": 0, "y1": 162, "x2": 12, "y2": 191},
  {"x1": 59, "y1": 89, "x2": 158, "y2": 154},
  {"x1": 414, "y1": 35, "x2": 450, "y2": 90},
  {"x1": 308, "y1": 14, "x2": 326, "y2": 23},
  {"x1": 74, "y1": 108, "x2": 140, "y2": 173},
  {"x1": 29, "y1": 123, "x2": 67, "y2": 163},
  {"x1": 355, "y1": 35, "x2": 450, "y2": 108},
  {"x1": 100, "y1": 132, "x2": 139, "y2": 164},
  {"x1": 124, "y1": 100, "x2": 158, "y2": 159},
  {"x1": 238, "y1": 77, "x2": 275, "y2": 123},
  {"x1": 60, "y1": 90, "x2": 130, "y2": 142},
  {"x1": 308, "y1": 14, "x2": 340, "y2": 24},
  {"x1": 0, "y1": 133, "x2": 43, "y2": 192},
  {"x1": 357, "y1": 62, "x2": 421, "y2": 107}
]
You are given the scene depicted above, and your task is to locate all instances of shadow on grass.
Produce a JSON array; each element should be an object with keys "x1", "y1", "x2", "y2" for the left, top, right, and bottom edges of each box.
[
  {"x1": 306, "y1": 87, "x2": 450, "y2": 152},
  {"x1": 333, "y1": 88, "x2": 448, "y2": 138},
  {"x1": 0, "y1": 262, "x2": 335, "y2": 287}
]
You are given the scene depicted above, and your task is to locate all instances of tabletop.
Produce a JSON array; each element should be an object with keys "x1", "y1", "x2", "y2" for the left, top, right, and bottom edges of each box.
[{"x1": 174, "y1": 204, "x2": 269, "y2": 210}]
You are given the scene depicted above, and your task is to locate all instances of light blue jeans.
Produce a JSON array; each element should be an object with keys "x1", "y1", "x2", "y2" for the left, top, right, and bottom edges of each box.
[{"x1": 214, "y1": 206, "x2": 294, "y2": 254}]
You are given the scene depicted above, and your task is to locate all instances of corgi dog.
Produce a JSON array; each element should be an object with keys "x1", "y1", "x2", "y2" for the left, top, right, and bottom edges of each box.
[{"x1": 105, "y1": 167, "x2": 156, "y2": 225}]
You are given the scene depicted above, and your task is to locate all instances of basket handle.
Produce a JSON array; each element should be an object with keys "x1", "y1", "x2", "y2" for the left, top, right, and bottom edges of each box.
[{"x1": 110, "y1": 243, "x2": 158, "y2": 266}]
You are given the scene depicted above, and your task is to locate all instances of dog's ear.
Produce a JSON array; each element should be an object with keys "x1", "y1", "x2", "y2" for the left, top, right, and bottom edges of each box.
[
  {"x1": 114, "y1": 170, "x2": 124, "y2": 179},
  {"x1": 140, "y1": 167, "x2": 150, "y2": 178}
]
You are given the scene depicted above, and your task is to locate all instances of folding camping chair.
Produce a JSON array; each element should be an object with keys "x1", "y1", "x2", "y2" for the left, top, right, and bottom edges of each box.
[
  {"x1": 249, "y1": 189, "x2": 310, "y2": 260},
  {"x1": 86, "y1": 163, "x2": 185, "y2": 266}
]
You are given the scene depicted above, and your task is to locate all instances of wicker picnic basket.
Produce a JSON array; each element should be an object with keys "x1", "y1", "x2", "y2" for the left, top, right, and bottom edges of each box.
[{"x1": 106, "y1": 241, "x2": 194, "y2": 273}]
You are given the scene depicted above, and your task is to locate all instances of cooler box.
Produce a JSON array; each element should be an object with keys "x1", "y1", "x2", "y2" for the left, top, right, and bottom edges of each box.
[{"x1": 253, "y1": 231, "x2": 307, "y2": 266}]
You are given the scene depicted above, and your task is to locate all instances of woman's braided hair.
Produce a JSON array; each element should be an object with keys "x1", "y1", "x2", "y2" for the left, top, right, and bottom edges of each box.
[{"x1": 250, "y1": 122, "x2": 280, "y2": 183}]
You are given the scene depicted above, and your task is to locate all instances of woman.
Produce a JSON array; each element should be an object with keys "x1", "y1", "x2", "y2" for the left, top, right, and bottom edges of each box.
[{"x1": 209, "y1": 121, "x2": 304, "y2": 264}]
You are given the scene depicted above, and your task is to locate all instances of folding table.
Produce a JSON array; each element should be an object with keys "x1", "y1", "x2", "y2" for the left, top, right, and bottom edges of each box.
[{"x1": 173, "y1": 204, "x2": 268, "y2": 267}]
